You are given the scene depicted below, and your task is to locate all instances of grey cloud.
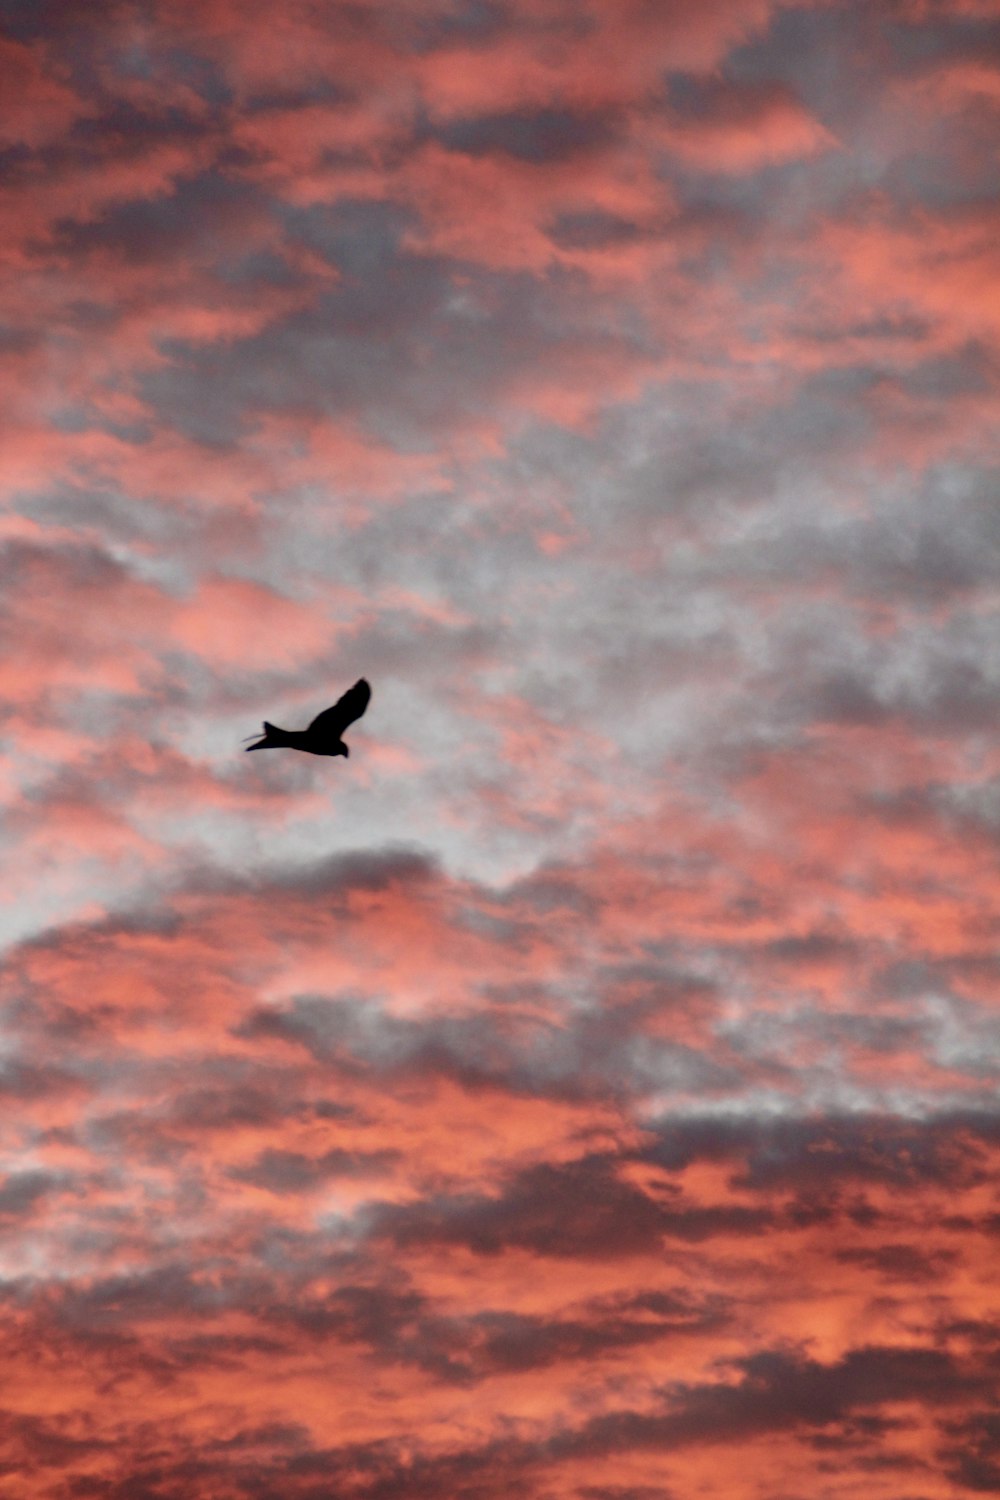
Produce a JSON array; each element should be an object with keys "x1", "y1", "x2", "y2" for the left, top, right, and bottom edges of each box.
[
  {"x1": 231, "y1": 1146, "x2": 396, "y2": 1195},
  {"x1": 260, "y1": 1279, "x2": 720, "y2": 1386},
  {"x1": 235, "y1": 993, "x2": 589, "y2": 1100},
  {"x1": 835, "y1": 1241, "x2": 957, "y2": 1282},
  {"x1": 367, "y1": 1153, "x2": 772, "y2": 1258},
  {"x1": 140, "y1": 197, "x2": 656, "y2": 446},
  {"x1": 548, "y1": 209, "x2": 647, "y2": 250},
  {"x1": 0, "y1": 1171, "x2": 62, "y2": 1219},
  {"x1": 434, "y1": 106, "x2": 620, "y2": 162},
  {"x1": 0, "y1": 536, "x2": 127, "y2": 602},
  {"x1": 803, "y1": 644, "x2": 999, "y2": 734},
  {"x1": 50, "y1": 170, "x2": 263, "y2": 269},
  {"x1": 260, "y1": 843, "x2": 440, "y2": 898},
  {"x1": 877, "y1": 456, "x2": 991, "y2": 580},
  {"x1": 560, "y1": 1344, "x2": 986, "y2": 1458},
  {"x1": 0, "y1": 0, "x2": 120, "y2": 45},
  {"x1": 645, "y1": 1111, "x2": 1000, "y2": 1192},
  {"x1": 0, "y1": 1059, "x2": 85, "y2": 1100},
  {"x1": 235, "y1": 959, "x2": 732, "y2": 1105},
  {"x1": 468, "y1": 1294, "x2": 717, "y2": 1375},
  {"x1": 0, "y1": 1408, "x2": 112, "y2": 1474},
  {"x1": 31, "y1": 1263, "x2": 227, "y2": 1328}
]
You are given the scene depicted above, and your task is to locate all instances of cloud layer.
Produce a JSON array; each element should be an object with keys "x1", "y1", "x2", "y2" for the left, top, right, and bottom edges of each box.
[{"x1": 1, "y1": 0, "x2": 998, "y2": 1494}]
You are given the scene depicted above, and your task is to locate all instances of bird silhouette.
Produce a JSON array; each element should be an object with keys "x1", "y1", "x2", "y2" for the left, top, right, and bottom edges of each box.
[{"x1": 245, "y1": 679, "x2": 371, "y2": 757}]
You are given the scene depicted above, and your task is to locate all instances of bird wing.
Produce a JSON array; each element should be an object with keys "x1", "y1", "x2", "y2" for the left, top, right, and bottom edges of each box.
[{"x1": 306, "y1": 679, "x2": 371, "y2": 738}]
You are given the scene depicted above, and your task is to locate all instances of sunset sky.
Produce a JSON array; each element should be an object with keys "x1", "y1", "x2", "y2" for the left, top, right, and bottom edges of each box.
[{"x1": 2, "y1": 0, "x2": 999, "y2": 1495}]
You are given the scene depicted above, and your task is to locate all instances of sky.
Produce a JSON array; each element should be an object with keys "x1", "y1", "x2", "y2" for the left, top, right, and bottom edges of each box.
[{"x1": 1, "y1": 0, "x2": 999, "y2": 1495}]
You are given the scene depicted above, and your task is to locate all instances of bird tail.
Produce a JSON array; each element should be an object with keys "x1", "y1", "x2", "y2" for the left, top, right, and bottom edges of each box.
[{"x1": 245, "y1": 721, "x2": 290, "y2": 751}]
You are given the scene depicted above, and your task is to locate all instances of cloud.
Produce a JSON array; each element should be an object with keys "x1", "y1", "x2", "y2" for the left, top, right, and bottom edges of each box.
[
  {"x1": 3, "y1": 0, "x2": 999, "y2": 1494},
  {"x1": 0, "y1": 34, "x2": 85, "y2": 147},
  {"x1": 369, "y1": 1152, "x2": 775, "y2": 1257},
  {"x1": 650, "y1": 78, "x2": 836, "y2": 174}
]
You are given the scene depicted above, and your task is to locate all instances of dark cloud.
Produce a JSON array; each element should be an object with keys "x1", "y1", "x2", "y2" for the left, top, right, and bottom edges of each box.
[
  {"x1": 580, "y1": 1490, "x2": 678, "y2": 1500},
  {"x1": 230, "y1": 1145, "x2": 396, "y2": 1194},
  {"x1": 137, "y1": 199, "x2": 652, "y2": 447},
  {"x1": 50, "y1": 170, "x2": 262, "y2": 268},
  {"x1": 548, "y1": 209, "x2": 647, "y2": 250},
  {"x1": 563, "y1": 1344, "x2": 989, "y2": 1456},
  {"x1": 0, "y1": 0, "x2": 121, "y2": 43},
  {"x1": 0, "y1": 1171, "x2": 62, "y2": 1220},
  {"x1": 468, "y1": 1296, "x2": 714, "y2": 1375},
  {"x1": 943, "y1": 1412, "x2": 1000, "y2": 1494},
  {"x1": 835, "y1": 1241, "x2": 958, "y2": 1281},
  {"x1": 264, "y1": 844, "x2": 440, "y2": 898},
  {"x1": 646, "y1": 1112, "x2": 1000, "y2": 1191},
  {"x1": 804, "y1": 652, "x2": 999, "y2": 733},
  {"x1": 435, "y1": 106, "x2": 620, "y2": 162},
  {"x1": 370, "y1": 1153, "x2": 772, "y2": 1258}
]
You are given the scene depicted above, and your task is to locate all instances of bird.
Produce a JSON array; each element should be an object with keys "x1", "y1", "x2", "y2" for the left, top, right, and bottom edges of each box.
[{"x1": 244, "y1": 678, "x2": 371, "y2": 757}]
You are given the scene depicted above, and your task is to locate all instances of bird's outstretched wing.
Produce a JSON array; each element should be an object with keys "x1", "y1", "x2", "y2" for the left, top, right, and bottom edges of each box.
[{"x1": 307, "y1": 678, "x2": 371, "y2": 738}]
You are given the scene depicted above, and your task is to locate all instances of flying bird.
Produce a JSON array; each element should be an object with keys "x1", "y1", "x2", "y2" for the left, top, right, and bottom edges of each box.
[{"x1": 245, "y1": 678, "x2": 371, "y2": 757}]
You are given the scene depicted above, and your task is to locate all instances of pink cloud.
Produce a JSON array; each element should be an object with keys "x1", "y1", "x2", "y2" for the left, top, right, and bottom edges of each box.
[
  {"x1": 648, "y1": 85, "x2": 837, "y2": 173},
  {"x1": 2, "y1": 0, "x2": 998, "y2": 1494},
  {"x1": 169, "y1": 576, "x2": 339, "y2": 668},
  {"x1": 816, "y1": 202, "x2": 1000, "y2": 347},
  {"x1": 415, "y1": 0, "x2": 784, "y2": 118},
  {"x1": 0, "y1": 35, "x2": 85, "y2": 148}
]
